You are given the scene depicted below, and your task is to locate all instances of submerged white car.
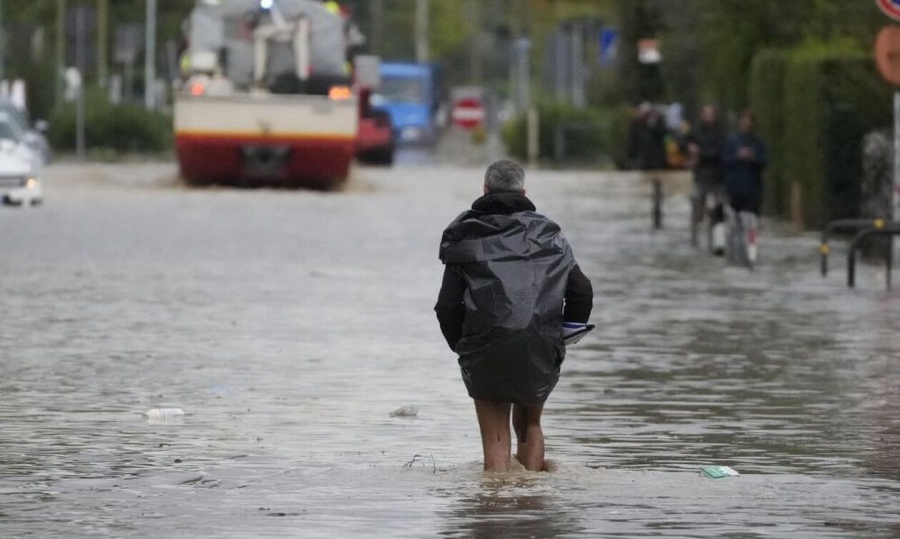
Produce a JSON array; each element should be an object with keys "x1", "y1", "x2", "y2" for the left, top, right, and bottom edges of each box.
[{"x1": 0, "y1": 141, "x2": 42, "y2": 206}]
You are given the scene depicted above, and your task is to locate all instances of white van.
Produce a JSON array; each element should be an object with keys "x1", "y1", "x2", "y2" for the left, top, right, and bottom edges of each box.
[{"x1": 0, "y1": 142, "x2": 42, "y2": 206}]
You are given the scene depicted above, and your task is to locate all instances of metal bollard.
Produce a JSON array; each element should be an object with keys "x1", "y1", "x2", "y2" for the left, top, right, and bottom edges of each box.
[
  {"x1": 652, "y1": 178, "x2": 662, "y2": 229},
  {"x1": 689, "y1": 195, "x2": 701, "y2": 247},
  {"x1": 886, "y1": 249, "x2": 894, "y2": 290}
]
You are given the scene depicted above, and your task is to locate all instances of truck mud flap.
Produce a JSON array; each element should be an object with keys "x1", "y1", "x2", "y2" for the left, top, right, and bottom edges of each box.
[{"x1": 241, "y1": 145, "x2": 291, "y2": 178}]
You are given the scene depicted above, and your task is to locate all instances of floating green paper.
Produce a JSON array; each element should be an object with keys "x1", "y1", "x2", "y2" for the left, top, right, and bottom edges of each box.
[{"x1": 700, "y1": 465, "x2": 740, "y2": 479}]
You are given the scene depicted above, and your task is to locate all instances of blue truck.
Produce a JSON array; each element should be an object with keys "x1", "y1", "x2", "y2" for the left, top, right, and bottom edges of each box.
[{"x1": 371, "y1": 62, "x2": 440, "y2": 145}]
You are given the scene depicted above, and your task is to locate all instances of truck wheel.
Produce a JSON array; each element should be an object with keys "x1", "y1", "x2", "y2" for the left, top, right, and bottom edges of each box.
[
  {"x1": 359, "y1": 146, "x2": 394, "y2": 166},
  {"x1": 183, "y1": 175, "x2": 213, "y2": 187},
  {"x1": 376, "y1": 147, "x2": 395, "y2": 165}
]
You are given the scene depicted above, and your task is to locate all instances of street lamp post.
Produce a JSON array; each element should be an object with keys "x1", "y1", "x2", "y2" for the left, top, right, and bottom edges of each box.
[
  {"x1": 76, "y1": 5, "x2": 86, "y2": 159},
  {"x1": 56, "y1": 0, "x2": 66, "y2": 108},
  {"x1": 97, "y1": 0, "x2": 108, "y2": 86},
  {"x1": 0, "y1": 0, "x2": 5, "y2": 84},
  {"x1": 415, "y1": 0, "x2": 429, "y2": 63},
  {"x1": 145, "y1": 0, "x2": 157, "y2": 109}
]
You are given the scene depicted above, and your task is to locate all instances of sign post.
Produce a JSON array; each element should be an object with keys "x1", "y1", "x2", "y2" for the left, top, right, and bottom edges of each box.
[
  {"x1": 874, "y1": 21, "x2": 900, "y2": 262},
  {"x1": 895, "y1": 92, "x2": 900, "y2": 233},
  {"x1": 144, "y1": 0, "x2": 157, "y2": 110}
]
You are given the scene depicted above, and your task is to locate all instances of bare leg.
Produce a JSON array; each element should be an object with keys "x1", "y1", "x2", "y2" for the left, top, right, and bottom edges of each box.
[
  {"x1": 513, "y1": 403, "x2": 545, "y2": 471},
  {"x1": 473, "y1": 399, "x2": 512, "y2": 472}
]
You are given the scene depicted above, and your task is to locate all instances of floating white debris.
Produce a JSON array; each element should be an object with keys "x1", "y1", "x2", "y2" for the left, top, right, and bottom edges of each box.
[
  {"x1": 389, "y1": 406, "x2": 418, "y2": 418},
  {"x1": 700, "y1": 465, "x2": 740, "y2": 479},
  {"x1": 143, "y1": 408, "x2": 186, "y2": 421}
]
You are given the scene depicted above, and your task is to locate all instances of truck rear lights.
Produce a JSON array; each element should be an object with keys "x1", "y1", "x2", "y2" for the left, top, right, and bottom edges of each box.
[{"x1": 328, "y1": 86, "x2": 352, "y2": 100}]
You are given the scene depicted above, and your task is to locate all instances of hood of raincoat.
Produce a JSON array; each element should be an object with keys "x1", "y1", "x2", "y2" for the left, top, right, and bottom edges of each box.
[{"x1": 439, "y1": 192, "x2": 575, "y2": 405}]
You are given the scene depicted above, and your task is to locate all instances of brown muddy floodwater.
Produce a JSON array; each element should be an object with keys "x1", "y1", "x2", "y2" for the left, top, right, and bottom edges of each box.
[{"x1": 1, "y1": 159, "x2": 899, "y2": 538}]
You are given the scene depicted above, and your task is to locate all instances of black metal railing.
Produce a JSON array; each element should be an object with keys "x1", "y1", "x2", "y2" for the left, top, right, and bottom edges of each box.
[
  {"x1": 820, "y1": 218, "x2": 899, "y2": 288},
  {"x1": 819, "y1": 219, "x2": 888, "y2": 277},
  {"x1": 846, "y1": 224, "x2": 900, "y2": 289}
]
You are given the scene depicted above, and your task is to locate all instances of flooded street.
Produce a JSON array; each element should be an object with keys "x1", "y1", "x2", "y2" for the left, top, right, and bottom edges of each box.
[{"x1": 2, "y1": 157, "x2": 899, "y2": 538}]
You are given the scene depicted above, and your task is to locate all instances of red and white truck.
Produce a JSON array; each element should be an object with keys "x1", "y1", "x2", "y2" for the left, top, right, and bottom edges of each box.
[{"x1": 175, "y1": 0, "x2": 391, "y2": 187}]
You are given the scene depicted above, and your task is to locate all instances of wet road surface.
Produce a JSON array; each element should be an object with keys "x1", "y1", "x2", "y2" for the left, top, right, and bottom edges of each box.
[{"x1": 1, "y1": 157, "x2": 899, "y2": 538}]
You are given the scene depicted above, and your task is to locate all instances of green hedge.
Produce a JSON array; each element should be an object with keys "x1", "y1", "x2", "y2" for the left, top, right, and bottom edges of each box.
[
  {"x1": 783, "y1": 48, "x2": 826, "y2": 226},
  {"x1": 749, "y1": 43, "x2": 892, "y2": 227},
  {"x1": 501, "y1": 101, "x2": 611, "y2": 164},
  {"x1": 609, "y1": 104, "x2": 635, "y2": 170},
  {"x1": 749, "y1": 49, "x2": 787, "y2": 216},
  {"x1": 49, "y1": 89, "x2": 173, "y2": 153}
]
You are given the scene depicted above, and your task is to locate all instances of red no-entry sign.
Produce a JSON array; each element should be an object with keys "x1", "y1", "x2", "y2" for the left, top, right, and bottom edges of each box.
[
  {"x1": 875, "y1": 25, "x2": 900, "y2": 85},
  {"x1": 451, "y1": 97, "x2": 486, "y2": 130},
  {"x1": 877, "y1": 0, "x2": 900, "y2": 21}
]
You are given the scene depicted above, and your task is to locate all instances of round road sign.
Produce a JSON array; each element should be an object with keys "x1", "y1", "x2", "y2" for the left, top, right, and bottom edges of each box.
[
  {"x1": 875, "y1": 25, "x2": 900, "y2": 85},
  {"x1": 877, "y1": 0, "x2": 900, "y2": 21},
  {"x1": 451, "y1": 97, "x2": 486, "y2": 130}
]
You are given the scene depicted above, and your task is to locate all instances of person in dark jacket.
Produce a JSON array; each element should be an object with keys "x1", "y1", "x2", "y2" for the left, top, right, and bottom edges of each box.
[
  {"x1": 435, "y1": 159, "x2": 593, "y2": 472},
  {"x1": 724, "y1": 110, "x2": 768, "y2": 216},
  {"x1": 687, "y1": 105, "x2": 727, "y2": 254},
  {"x1": 627, "y1": 104, "x2": 668, "y2": 171}
]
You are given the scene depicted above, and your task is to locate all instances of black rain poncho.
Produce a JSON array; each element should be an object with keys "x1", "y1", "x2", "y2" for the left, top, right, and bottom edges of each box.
[{"x1": 437, "y1": 192, "x2": 575, "y2": 405}]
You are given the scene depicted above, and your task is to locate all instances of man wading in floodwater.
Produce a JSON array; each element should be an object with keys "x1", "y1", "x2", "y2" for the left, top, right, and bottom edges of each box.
[{"x1": 435, "y1": 160, "x2": 593, "y2": 472}]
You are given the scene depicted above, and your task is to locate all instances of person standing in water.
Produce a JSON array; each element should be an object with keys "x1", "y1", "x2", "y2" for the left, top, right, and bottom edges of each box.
[
  {"x1": 687, "y1": 104, "x2": 728, "y2": 254},
  {"x1": 724, "y1": 110, "x2": 768, "y2": 218},
  {"x1": 435, "y1": 160, "x2": 593, "y2": 472}
]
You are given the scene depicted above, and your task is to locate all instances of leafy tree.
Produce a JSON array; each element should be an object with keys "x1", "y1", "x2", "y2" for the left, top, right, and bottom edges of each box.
[{"x1": 668, "y1": 0, "x2": 884, "y2": 113}]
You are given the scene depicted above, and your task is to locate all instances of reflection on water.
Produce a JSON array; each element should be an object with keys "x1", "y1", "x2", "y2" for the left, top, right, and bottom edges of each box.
[
  {"x1": 437, "y1": 466, "x2": 580, "y2": 539},
  {"x1": 1, "y1": 162, "x2": 899, "y2": 537},
  {"x1": 442, "y1": 490, "x2": 574, "y2": 539}
]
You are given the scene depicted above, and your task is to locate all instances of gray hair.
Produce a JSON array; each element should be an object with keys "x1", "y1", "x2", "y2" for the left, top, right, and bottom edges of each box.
[{"x1": 484, "y1": 159, "x2": 525, "y2": 192}]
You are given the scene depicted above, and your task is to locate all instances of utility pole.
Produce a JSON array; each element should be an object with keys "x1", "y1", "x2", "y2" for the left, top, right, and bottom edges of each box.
[
  {"x1": 571, "y1": 21, "x2": 585, "y2": 109},
  {"x1": 144, "y1": 0, "x2": 157, "y2": 109},
  {"x1": 414, "y1": 0, "x2": 429, "y2": 63},
  {"x1": 97, "y1": 0, "x2": 108, "y2": 86},
  {"x1": 468, "y1": 0, "x2": 481, "y2": 83},
  {"x1": 76, "y1": 5, "x2": 86, "y2": 159},
  {"x1": 0, "y1": 0, "x2": 5, "y2": 83},
  {"x1": 370, "y1": 0, "x2": 383, "y2": 56},
  {"x1": 56, "y1": 0, "x2": 66, "y2": 108}
]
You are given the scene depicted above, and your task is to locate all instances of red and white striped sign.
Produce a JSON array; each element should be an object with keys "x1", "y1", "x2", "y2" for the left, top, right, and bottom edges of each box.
[{"x1": 451, "y1": 97, "x2": 486, "y2": 130}]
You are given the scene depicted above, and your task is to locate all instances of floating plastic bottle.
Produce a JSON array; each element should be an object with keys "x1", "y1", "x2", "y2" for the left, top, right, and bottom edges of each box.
[
  {"x1": 143, "y1": 408, "x2": 186, "y2": 421},
  {"x1": 700, "y1": 465, "x2": 739, "y2": 479}
]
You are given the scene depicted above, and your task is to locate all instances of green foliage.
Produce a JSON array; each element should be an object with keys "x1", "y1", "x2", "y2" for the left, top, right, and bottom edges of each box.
[
  {"x1": 608, "y1": 104, "x2": 635, "y2": 170},
  {"x1": 372, "y1": 0, "x2": 500, "y2": 62},
  {"x1": 819, "y1": 52, "x2": 892, "y2": 221},
  {"x1": 501, "y1": 101, "x2": 611, "y2": 164},
  {"x1": 693, "y1": 0, "x2": 809, "y2": 111},
  {"x1": 750, "y1": 43, "x2": 892, "y2": 227},
  {"x1": 749, "y1": 49, "x2": 787, "y2": 216},
  {"x1": 49, "y1": 89, "x2": 172, "y2": 154},
  {"x1": 19, "y1": 59, "x2": 58, "y2": 128},
  {"x1": 782, "y1": 48, "x2": 826, "y2": 226},
  {"x1": 615, "y1": 0, "x2": 887, "y2": 113}
]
